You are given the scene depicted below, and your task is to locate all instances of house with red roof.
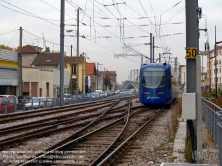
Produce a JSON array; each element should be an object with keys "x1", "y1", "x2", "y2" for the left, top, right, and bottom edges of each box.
[{"x1": 85, "y1": 62, "x2": 97, "y2": 92}]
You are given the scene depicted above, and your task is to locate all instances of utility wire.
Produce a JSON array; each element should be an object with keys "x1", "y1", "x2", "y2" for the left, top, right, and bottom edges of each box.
[
  {"x1": 138, "y1": 0, "x2": 165, "y2": 51},
  {"x1": 67, "y1": 1, "x2": 122, "y2": 49},
  {"x1": 0, "y1": 29, "x2": 18, "y2": 36},
  {"x1": 0, "y1": 0, "x2": 59, "y2": 27},
  {"x1": 160, "y1": 0, "x2": 183, "y2": 16},
  {"x1": 80, "y1": 0, "x2": 88, "y2": 22},
  {"x1": 162, "y1": 7, "x2": 185, "y2": 27},
  {"x1": 41, "y1": 0, "x2": 77, "y2": 21},
  {"x1": 7, "y1": 31, "x2": 18, "y2": 46},
  {"x1": 23, "y1": 29, "x2": 69, "y2": 49}
]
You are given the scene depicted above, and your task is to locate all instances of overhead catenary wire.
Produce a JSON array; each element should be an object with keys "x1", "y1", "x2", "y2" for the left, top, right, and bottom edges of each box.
[
  {"x1": 76, "y1": 0, "x2": 179, "y2": 61},
  {"x1": 40, "y1": 0, "x2": 77, "y2": 21},
  {"x1": 0, "y1": 0, "x2": 184, "y2": 65},
  {"x1": 0, "y1": 0, "x2": 59, "y2": 27},
  {"x1": 0, "y1": 2, "x2": 116, "y2": 54},
  {"x1": 0, "y1": 2, "x2": 144, "y2": 64},
  {"x1": 67, "y1": 1, "x2": 123, "y2": 49}
]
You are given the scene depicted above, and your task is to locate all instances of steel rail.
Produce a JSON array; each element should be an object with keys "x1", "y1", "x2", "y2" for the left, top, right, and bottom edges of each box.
[
  {"x1": 18, "y1": 99, "x2": 123, "y2": 165},
  {"x1": 0, "y1": 101, "x2": 131, "y2": 150},
  {"x1": 97, "y1": 108, "x2": 164, "y2": 166},
  {"x1": 20, "y1": 102, "x2": 146, "y2": 165},
  {"x1": 0, "y1": 101, "x2": 114, "y2": 123}
]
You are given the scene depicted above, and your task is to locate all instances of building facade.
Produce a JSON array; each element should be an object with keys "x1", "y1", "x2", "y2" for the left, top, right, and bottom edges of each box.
[
  {"x1": 206, "y1": 45, "x2": 222, "y2": 91},
  {"x1": 0, "y1": 49, "x2": 19, "y2": 95},
  {"x1": 64, "y1": 56, "x2": 86, "y2": 94},
  {"x1": 85, "y1": 62, "x2": 97, "y2": 92}
]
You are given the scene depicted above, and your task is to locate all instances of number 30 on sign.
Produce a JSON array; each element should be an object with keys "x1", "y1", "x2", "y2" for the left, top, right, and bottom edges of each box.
[{"x1": 186, "y1": 47, "x2": 197, "y2": 59}]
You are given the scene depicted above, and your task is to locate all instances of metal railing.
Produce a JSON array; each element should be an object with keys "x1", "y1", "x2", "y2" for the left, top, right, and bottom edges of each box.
[{"x1": 202, "y1": 98, "x2": 222, "y2": 165}]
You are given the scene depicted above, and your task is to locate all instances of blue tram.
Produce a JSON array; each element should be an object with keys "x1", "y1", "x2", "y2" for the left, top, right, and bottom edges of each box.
[{"x1": 139, "y1": 63, "x2": 177, "y2": 107}]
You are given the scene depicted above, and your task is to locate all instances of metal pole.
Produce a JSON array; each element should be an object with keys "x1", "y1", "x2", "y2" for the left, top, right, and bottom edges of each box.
[
  {"x1": 186, "y1": 0, "x2": 198, "y2": 161},
  {"x1": 150, "y1": 33, "x2": 153, "y2": 63},
  {"x1": 76, "y1": 8, "x2": 79, "y2": 102},
  {"x1": 82, "y1": 56, "x2": 84, "y2": 94},
  {"x1": 59, "y1": 0, "x2": 65, "y2": 106},
  {"x1": 153, "y1": 36, "x2": 155, "y2": 63},
  {"x1": 130, "y1": 70, "x2": 132, "y2": 81},
  {"x1": 70, "y1": 45, "x2": 72, "y2": 95},
  {"x1": 19, "y1": 27, "x2": 23, "y2": 96},
  {"x1": 137, "y1": 69, "x2": 139, "y2": 84},
  {"x1": 209, "y1": 53, "x2": 211, "y2": 93},
  {"x1": 97, "y1": 62, "x2": 98, "y2": 90},
  {"x1": 175, "y1": 57, "x2": 178, "y2": 75},
  {"x1": 201, "y1": 54, "x2": 203, "y2": 90},
  {"x1": 103, "y1": 67, "x2": 105, "y2": 91},
  {"x1": 159, "y1": 53, "x2": 161, "y2": 63},
  {"x1": 215, "y1": 25, "x2": 217, "y2": 98},
  {"x1": 196, "y1": 55, "x2": 203, "y2": 160}
]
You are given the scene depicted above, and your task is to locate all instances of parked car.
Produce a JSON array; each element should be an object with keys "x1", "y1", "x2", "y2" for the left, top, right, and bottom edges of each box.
[
  {"x1": 115, "y1": 90, "x2": 120, "y2": 94},
  {"x1": 64, "y1": 94, "x2": 72, "y2": 104},
  {"x1": 18, "y1": 96, "x2": 34, "y2": 109},
  {"x1": 0, "y1": 97, "x2": 16, "y2": 114},
  {"x1": 90, "y1": 92, "x2": 99, "y2": 99},
  {"x1": 82, "y1": 93, "x2": 93, "y2": 101},
  {"x1": 105, "y1": 90, "x2": 112, "y2": 96},
  {"x1": 25, "y1": 97, "x2": 44, "y2": 110},
  {"x1": 71, "y1": 95, "x2": 82, "y2": 102},
  {"x1": 95, "y1": 90, "x2": 105, "y2": 97},
  {"x1": 0, "y1": 95, "x2": 18, "y2": 104},
  {"x1": 38, "y1": 97, "x2": 53, "y2": 108}
]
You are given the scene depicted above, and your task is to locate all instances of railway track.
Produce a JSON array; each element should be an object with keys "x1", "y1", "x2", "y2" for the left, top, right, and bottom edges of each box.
[
  {"x1": 6, "y1": 99, "x2": 162, "y2": 166},
  {"x1": 0, "y1": 97, "x2": 142, "y2": 165},
  {"x1": 0, "y1": 100, "x2": 115, "y2": 124},
  {"x1": 0, "y1": 99, "x2": 132, "y2": 150}
]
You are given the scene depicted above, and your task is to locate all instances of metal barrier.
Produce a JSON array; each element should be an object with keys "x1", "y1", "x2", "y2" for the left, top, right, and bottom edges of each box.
[
  {"x1": 1, "y1": 92, "x2": 138, "y2": 114},
  {"x1": 218, "y1": 122, "x2": 222, "y2": 166},
  {"x1": 202, "y1": 98, "x2": 222, "y2": 164}
]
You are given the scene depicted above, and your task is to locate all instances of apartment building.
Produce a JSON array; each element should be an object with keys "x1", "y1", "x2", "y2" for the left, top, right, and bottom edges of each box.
[{"x1": 206, "y1": 45, "x2": 222, "y2": 91}]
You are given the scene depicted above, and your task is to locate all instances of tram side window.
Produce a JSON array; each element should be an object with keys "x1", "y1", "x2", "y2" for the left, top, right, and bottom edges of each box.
[
  {"x1": 142, "y1": 77, "x2": 145, "y2": 86},
  {"x1": 168, "y1": 69, "x2": 171, "y2": 88}
]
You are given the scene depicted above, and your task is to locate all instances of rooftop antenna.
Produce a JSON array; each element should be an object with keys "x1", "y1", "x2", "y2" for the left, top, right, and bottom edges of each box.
[{"x1": 42, "y1": 33, "x2": 45, "y2": 51}]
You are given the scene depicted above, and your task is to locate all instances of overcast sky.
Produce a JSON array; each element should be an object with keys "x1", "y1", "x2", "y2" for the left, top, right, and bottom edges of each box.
[{"x1": 0, "y1": 0, "x2": 222, "y2": 83}]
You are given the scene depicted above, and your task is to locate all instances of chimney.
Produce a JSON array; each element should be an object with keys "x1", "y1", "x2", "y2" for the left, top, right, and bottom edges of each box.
[{"x1": 45, "y1": 47, "x2": 50, "y2": 54}]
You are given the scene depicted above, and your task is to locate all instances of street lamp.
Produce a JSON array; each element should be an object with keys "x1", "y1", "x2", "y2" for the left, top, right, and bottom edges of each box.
[
  {"x1": 199, "y1": 41, "x2": 210, "y2": 91},
  {"x1": 97, "y1": 62, "x2": 103, "y2": 90}
]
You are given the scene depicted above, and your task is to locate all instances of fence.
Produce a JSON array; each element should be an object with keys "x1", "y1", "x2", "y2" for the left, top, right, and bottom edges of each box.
[
  {"x1": 202, "y1": 98, "x2": 222, "y2": 165},
  {"x1": 0, "y1": 91, "x2": 138, "y2": 114}
]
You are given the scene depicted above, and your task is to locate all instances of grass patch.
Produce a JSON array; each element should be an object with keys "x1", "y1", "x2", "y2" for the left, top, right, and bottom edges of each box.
[
  {"x1": 185, "y1": 137, "x2": 192, "y2": 162},
  {"x1": 168, "y1": 137, "x2": 174, "y2": 142},
  {"x1": 155, "y1": 142, "x2": 169, "y2": 151},
  {"x1": 168, "y1": 97, "x2": 182, "y2": 139}
]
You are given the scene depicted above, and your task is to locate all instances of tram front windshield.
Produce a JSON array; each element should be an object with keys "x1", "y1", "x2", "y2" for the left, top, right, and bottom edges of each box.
[{"x1": 142, "y1": 67, "x2": 166, "y2": 88}]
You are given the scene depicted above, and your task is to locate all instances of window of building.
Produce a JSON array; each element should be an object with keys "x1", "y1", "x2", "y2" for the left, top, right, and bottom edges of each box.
[
  {"x1": 72, "y1": 64, "x2": 76, "y2": 75},
  {"x1": 46, "y1": 82, "x2": 49, "y2": 97}
]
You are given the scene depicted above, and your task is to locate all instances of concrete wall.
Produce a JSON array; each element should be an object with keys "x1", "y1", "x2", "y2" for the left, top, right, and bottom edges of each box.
[{"x1": 23, "y1": 67, "x2": 54, "y2": 97}]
